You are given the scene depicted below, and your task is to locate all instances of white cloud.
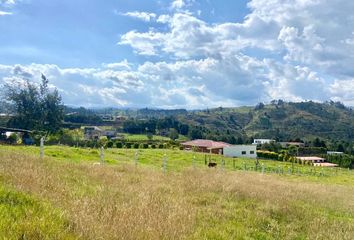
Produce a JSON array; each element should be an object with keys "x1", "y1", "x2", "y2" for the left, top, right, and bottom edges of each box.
[
  {"x1": 0, "y1": 10, "x2": 12, "y2": 15},
  {"x1": 2, "y1": 0, "x2": 354, "y2": 107},
  {"x1": 121, "y1": 11, "x2": 157, "y2": 22},
  {"x1": 171, "y1": 0, "x2": 185, "y2": 9},
  {"x1": 102, "y1": 60, "x2": 132, "y2": 70}
]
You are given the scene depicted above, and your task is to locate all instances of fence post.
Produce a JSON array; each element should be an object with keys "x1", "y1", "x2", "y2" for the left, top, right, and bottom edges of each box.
[
  {"x1": 40, "y1": 137, "x2": 44, "y2": 159},
  {"x1": 262, "y1": 163, "x2": 265, "y2": 174},
  {"x1": 193, "y1": 155, "x2": 196, "y2": 169},
  {"x1": 243, "y1": 162, "x2": 246, "y2": 171},
  {"x1": 163, "y1": 153, "x2": 167, "y2": 173},
  {"x1": 134, "y1": 150, "x2": 138, "y2": 167},
  {"x1": 100, "y1": 146, "x2": 104, "y2": 164},
  {"x1": 233, "y1": 159, "x2": 235, "y2": 170}
]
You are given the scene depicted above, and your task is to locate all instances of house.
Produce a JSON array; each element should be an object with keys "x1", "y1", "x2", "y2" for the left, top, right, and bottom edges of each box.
[
  {"x1": 181, "y1": 139, "x2": 231, "y2": 154},
  {"x1": 84, "y1": 126, "x2": 104, "y2": 140},
  {"x1": 252, "y1": 139, "x2": 275, "y2": 145},
  {"x1": 296, "y1": 156, "x2": 338, "y2": 167},
  {"x1": 296, "y1": 156, "x2": 325, "y2": 163},
  {"x1": 223, "y1": 145, "x2": 257, "y2": 158},
  {"x1": 104, "y1": 130, "x2": 117, "y2": 139}
]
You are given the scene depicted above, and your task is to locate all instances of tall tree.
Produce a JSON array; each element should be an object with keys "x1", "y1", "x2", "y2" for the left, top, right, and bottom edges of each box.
[{"x1": 5, "y1": 74, "x2": 64, "y2": 133}]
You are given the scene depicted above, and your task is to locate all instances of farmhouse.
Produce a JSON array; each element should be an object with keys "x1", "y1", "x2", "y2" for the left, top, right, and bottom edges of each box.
[
  {"x1": 181, "y1": 139, "x2": 231, "y2": 154},
  {"x1": 252, "y1": 139, "x2": 275, "y2": 145},
  {"x1": 84, "y1": 126, "x2": 104, "y2": 140},
  {"x1": 223, "y1": 145, "x2": 257, "y2": 158},
  {"x1": 296, "y1": 156, "x2": 338, "y2": 167}
]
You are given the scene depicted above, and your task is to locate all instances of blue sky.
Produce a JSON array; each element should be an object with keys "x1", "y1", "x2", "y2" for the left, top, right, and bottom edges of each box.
[{"x1": 1, "y1": 0, "x2": 354, "y2": 108}]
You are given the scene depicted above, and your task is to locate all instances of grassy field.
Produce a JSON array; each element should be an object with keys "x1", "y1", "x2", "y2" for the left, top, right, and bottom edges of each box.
[{"x1": 0, "y1": 145, "x2": 353, "y2": 239}]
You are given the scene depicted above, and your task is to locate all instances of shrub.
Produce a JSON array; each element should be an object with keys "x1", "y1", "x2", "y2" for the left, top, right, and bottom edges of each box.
[
  {"x1": 106, "y1": 141, "x2": 114, "y2": 148},
  {"x1": 116, "y1": 142, "x2": 123, "y2": 148},
  {"x1": 133, "y1": 143, "x2": 139, "y2": 149},
  {"x1": 143, "y1": 143, "x2": 149, "y2": 149},
  {"x1": 151, "y1": 144, "x2": 156, "y2": 149},
  {"x1": 158, "y1": 144, "x2": 164, "y2": 149},
  {"x1": 125, "y1": 142, "x2": 132, "y2": 148},
  {"x1": 257, "y1": 150, "x2": 279, "y2": 160},
  {"x1": 7, "y1": 133, "x2": 18, "y2": 144}
]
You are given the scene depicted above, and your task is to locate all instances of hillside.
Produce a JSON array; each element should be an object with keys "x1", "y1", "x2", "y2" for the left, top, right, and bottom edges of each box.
[{"x1": 176, "y1": 101, "x2": 354, "y2": 142}]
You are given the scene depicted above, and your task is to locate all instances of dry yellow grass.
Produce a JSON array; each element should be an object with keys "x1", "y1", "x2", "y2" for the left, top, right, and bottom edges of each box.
[{"x1": 0, "y1": 149, "x2": 353, "y2": 239}]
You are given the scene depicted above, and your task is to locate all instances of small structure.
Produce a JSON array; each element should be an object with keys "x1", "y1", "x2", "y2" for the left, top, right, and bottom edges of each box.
[
  {"x1": 327, "y1": 151, "x2": 344, "y2": 155},
  {"x1": 296, "y1": 156, "x2": 325, "y2": 163},
  {"x1": 181, "y1": 139, "x2": 231, "y2": 154},
  {"x1": 0, "y1": 127, "x2": 33, "y2": 144},
  {"x1": 223, "y1": 145, "x2": 257, "y2": 158},
  {"x1": 104, "y1": 130, "x2": 116, "y2": 139},
  {"x1": 252, "y1": 139, "x2": 275, "y2": 145},
  {"x1": 296, "y1": 156, "x2": 338, "y2": 167},
  {"x1": 84, "y1": 126, "x2": 103, "y2": 140}
]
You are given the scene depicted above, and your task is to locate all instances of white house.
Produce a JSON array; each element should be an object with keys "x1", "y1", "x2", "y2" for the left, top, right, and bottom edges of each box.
[
  {"x1": 223, "y1": 145, "x2": 257, "y2": 158},
  {"x1": 252, "y1": 139, "x2": 275, "y2": 145}
]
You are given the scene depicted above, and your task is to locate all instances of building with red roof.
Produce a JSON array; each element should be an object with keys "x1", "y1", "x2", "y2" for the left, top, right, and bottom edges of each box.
[{"x1": 181, "y1": 139, "x2": 231, "y2": 154}]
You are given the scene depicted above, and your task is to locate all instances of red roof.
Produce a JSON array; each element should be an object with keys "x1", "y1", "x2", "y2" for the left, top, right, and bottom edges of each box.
[{"x1": 181, "y1": 139, "x2": 231, "y2": 149}]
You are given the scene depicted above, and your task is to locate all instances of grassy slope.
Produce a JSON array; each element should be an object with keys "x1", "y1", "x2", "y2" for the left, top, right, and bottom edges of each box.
[
  {"x1": 0, "y1": 145, "x2": 353, "y2": 239},
  {"x1": 121, "y1": 133, "x2": 188, "y2": 142},
  {"x1": 178, "y1": 102, "x2": 354, "y2": 141}
]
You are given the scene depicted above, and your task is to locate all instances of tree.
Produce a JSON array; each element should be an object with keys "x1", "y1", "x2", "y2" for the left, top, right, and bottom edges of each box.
[
  {"x1": 168, "y1": 128, "x2": 179, "y2": 141},
  {"x1": 5, "y1": 74, "x2": 64, "y2": 133}
]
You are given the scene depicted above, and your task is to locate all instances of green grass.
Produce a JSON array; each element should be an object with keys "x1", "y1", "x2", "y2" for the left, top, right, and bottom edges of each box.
[
  {"x1": 1, "y1": 145, "x2": 352, "y2": 185},
  {"x1": 121, "y1": 133, "x2": 188, "y2": 141},
  {"x1": 0, "y1": 145, "x2": 353, "y2": 239},
  {"x1": 0, "y1": 185, "x2": 77, "y2": 239}
]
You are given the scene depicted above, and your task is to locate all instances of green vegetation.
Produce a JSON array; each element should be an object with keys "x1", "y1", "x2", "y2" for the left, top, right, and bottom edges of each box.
[
  {"x1": 0, "y1": 185, "x2": 76, "y2": 239},
  {"x1": 0, "y1": 145, "x2": 353, "y2": 239},
  {"x1": 4, "y1": 74, "x2": 63, "y2": 133}
]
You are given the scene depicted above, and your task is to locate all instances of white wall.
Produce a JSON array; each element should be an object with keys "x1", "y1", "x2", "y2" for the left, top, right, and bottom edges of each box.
[
  {"x1": 223, "y1": 145, "x2": 257, "y2": 158},
  {"x1": 252, "y1": 139, "x2": 274, "y2": 144}
]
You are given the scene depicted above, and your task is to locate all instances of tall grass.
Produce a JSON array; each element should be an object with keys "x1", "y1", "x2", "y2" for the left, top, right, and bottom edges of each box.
[{"x1": 0, "y1": 148, "x2": 353, "y2": 239}]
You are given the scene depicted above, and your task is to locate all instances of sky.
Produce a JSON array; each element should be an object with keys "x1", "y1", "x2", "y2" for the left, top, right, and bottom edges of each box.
[{"x1": 0, "y1": 0, "x2": 354, "y2": 109}]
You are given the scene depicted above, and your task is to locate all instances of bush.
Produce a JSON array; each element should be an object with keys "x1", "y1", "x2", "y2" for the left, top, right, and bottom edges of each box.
[
  {"x1": 116, "y1": 142, "x2": 123, "y2": 148},
  {"x1": 133, "y1": 143, "x2": 139, "y2": 149},
  {"x1": 326, "y1": 154, "x2": 354, "y2": 168},
  {"x1": 151, "y1": 144, "x2": 156, "y2": 149},
  {"x1": 257, "y1": 150, "x2": 279, "y2": 160},
  {"x1": 158, "y1": 144, "x2": 164, "y2": 149},
  {"x1": 143, "y1": 143, "x2": 149, "y2": 149},
  {"x1": 7, "y1": 133, "x2": 18, "y2": 144},
  {"x1": 106, "y1": 141, "x2": 114, "y2": 148},
  {"x1": 298, "y1": 147, "x2": 327, "y2": 155},
  {"x1": 125, "y1": 142, "x2": 132, "y2": 148}
]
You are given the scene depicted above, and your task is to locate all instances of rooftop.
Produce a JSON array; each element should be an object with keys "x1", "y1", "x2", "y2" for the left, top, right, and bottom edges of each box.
[{"x1": 181, "y1": 139, "x2": 231, "y2": 149}]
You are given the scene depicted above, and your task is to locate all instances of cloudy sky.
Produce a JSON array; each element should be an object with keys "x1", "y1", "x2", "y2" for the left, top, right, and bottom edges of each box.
[{"x1": 0, "y1": 0, "x2": 354, "y2": 108}]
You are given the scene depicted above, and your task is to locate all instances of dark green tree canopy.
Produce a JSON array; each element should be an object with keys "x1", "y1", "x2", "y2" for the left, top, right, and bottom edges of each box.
[{"x1": 5, "y1": 74, "x2": 64, "y2": 133}]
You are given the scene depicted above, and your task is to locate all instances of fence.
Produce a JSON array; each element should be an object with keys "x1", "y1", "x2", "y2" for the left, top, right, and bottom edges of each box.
[{"x1": 34, "y1": 142, "x2": 352, "y2": 178}]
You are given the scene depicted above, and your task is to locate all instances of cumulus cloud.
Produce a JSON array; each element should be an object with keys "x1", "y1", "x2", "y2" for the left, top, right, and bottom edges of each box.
[
  {"x1": 2, "y1": 0, "x2": 354, "y2": 107},
  {"x1": 0, "y1": 10, "x2": 12, "y2": 15},
  {"x1": 121, "y1": 11, "x2": 157, "y2": 22},
  {"x1": 115, "y1": 0, "x2": 354, "y2": 106}
]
